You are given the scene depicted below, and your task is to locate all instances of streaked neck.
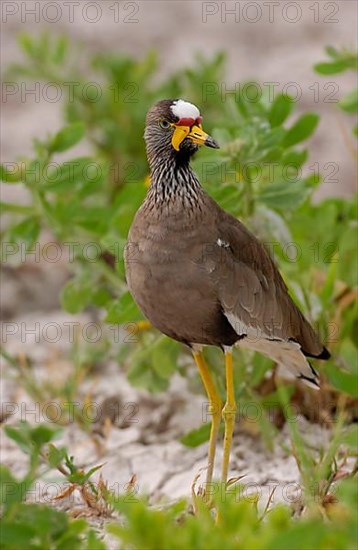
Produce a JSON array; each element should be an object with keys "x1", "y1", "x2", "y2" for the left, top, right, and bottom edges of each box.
[{"x1": 146, "y1": 153, "x2": 203, "y2": 209}]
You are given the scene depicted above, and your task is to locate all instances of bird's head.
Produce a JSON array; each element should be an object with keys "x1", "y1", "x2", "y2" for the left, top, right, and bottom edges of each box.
[{"x1": 144, "y1": 99, "x2": 219, "y2": 162}]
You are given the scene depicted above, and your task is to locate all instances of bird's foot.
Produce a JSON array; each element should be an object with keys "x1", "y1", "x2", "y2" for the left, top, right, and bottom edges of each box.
[
  {"x1": 191, "y1": 471, "x2": 217, "y2": 514},
  {"x1": 191, "y1": 472, "x2": 244, "y2": 517}
]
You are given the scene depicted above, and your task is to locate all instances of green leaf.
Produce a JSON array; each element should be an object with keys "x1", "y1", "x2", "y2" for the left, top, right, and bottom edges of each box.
[
  {"x1": 258, "y1": 180, "x2": 311, "y2": 210},
  {"x1": 339, "y1": 88, "x2": 358, "y2": 113},
  {"x1": 151, "y1": 338, "x2": 178, "y2": 379},
  {"x1": 18, "y1": 34, "x2": 37, "y2": 57},
  {"x1": 0, "y1": 466, "x2": 31, "y2": 509},
  {"x1": 52, "y1": 35, "x2": 68, "y2": 65},
  {"x1": 339, "y1": 340, "x2": 358, "y2": 376},
  {"x1": 72, "y1": 206, "x2": 110, "y2": 236},
  {"x1": 31, "y1": 424, "x2": 61, "y2": 447},
  {"x1": 314, "y1": 60, "x2": 349, "y2": 75},
  {"x1": 260, "y1": 127, "x2": 286, "y2": 149},
  {"x1": 47, "y1": 444, "x2": 68, "y2": 468},
  {"x1": 101, "y1": 234, "x2": 126, "y2": 264},
  {"x1": 0, "y1": 202, "x2": 33, "y2": 215},
  {"x1": 269, "y1": 94, "x2": 294, "y2": 127},
  {"x1": 0, "y1": 521, "x2": 37, "y2": 547},
  {"x1": 4, "y1": 422, "x2": 61, "y2": 455},
  {"x1": 304, "y1": 172, "x2": 321, "y2": 188},
  {"x1": 282, "y1": 149, "x2": 308, "y2": 168},
  {"x1": 127, "y1": 358, "x2": 170, "y2": 392},
  {"x1": 341, "y1": 425, "x2": 358, "y2": 451},
  {"x1": 325, "y1": 363, "x2": 358, "y2": 397},
  {"x1": 180, "y1": 423, "x2": 211, "y2": 447},
  {"x1": 1, "y1": 503, "x2": 84, "y2": 547},
  {"x1": 325, "y1": 46, "x2": 339, "y2": 58},
  {"x1": 283, "y1": 114, "x2": 320, "y2": 147},
  {"x1": 105, "y1": 291, "x2": 142, "y2": 323},
  {"x1": 259, "y1": 147, "x2": 283, "y2": 163},
  {"x1": 92, "y1": 287, "x2": 112, "y2": 308},
  {"x1": 42, "y1": 157, "x2": 100, "y2": 192},
  {"x1": 81, "y1": 464, "x2": 104, "y2": 483},
  {"x1": 252, "y1": 205, "x2": 292, "y2": 246},
  {"x1": 5, "y1": 217, "x2": 40, "y2": 247},
  {"x1": 60, "y1": 277, "x2": 94, "y2": 314},
  {"x1": 0, "y1": 164, "x2": 23, "y2": 183},
  {"x1": 112, "y1": 182, "x2": 146, "y2": 239},
  {"x1": 4, "y1": 424, "x2": 32, "y2": 454},
  {"x1": 338, "y1": 226, "x2": 358, "y2": 287},
  {"x1": 68, "y1": 463, "x2": 103, "y2": 484},
  {"x1": 314, "y1": 48, "x2": 357, "y2": 75},
  {"x1": 320, "y1": 256, "x2": 338, "y2": 307},
  {"x1": 261, "y1": 386, "x2": 295, "y2": 408},
  {"x1": 86, "y1": 529, "x2": 107, "y2": 550},
  {"x1": 49, "y1": 123, "x2": 85, "y2": 153}
]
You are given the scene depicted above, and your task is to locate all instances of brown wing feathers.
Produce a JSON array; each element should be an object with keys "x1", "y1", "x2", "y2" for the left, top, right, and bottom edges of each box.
[{"x1": 215, "y1": 207, "x2": 329, "y2": 360}]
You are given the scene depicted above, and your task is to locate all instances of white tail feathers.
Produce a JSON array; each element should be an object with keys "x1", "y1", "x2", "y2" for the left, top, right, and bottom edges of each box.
[{"x1": 238, "y1": 337, "x2": 320, "y2": 390}]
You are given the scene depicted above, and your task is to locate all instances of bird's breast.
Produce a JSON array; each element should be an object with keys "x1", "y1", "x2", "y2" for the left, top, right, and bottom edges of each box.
[{"x1": 124, "y1": 211, "x2": 231, "y2": 345}]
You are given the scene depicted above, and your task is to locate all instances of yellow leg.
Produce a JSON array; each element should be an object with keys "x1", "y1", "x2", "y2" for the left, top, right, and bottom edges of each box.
[
  {"x1": 193, "y1": 350, "x2": 222, "y2": 488},
  {"x1": 221, "y1": 348, "x2": 236, "y2": 484}
]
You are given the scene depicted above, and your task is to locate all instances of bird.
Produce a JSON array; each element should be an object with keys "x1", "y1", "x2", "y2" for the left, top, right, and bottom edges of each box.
[{"x1": 124, "y1": 99, "x2": 330, "y2": 489}]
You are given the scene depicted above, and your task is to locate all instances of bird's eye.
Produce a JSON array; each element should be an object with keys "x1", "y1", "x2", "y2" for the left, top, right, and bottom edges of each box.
[{"x1": 159, "y1": 119, "x2": 171, "y2": 129}]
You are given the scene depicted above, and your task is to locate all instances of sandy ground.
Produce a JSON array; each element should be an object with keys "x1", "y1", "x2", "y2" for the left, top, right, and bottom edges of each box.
[
  {"x1": 2, "y1": 310, "x2": 334, "y2": 547},
  {"x1": 1, "y1": 1, "x2": 357, "y2": 543}
]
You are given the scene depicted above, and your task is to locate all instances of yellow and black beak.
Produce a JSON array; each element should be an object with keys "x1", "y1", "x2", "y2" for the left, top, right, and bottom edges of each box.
[{"x1": 171, "y1": 124, "x2": 220, "y2": 151}]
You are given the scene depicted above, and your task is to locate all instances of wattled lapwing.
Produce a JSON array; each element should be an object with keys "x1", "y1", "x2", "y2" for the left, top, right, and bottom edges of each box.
[{"x1": 124, "y1": 99, "x2": 330, "y2": 487}]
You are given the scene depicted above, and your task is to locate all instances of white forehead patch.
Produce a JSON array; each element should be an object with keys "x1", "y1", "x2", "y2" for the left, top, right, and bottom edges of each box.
[{"x1": 170, "y1": 99, "x2": 200, "y2": 120}]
